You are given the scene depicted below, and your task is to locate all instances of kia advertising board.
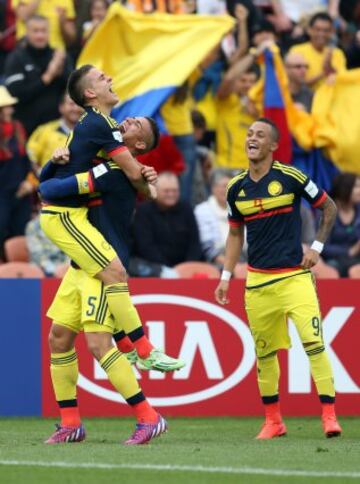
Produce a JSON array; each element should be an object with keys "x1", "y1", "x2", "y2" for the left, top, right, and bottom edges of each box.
[{"x1": 41, "y1": 279, "x2": 360, "y2": 417}]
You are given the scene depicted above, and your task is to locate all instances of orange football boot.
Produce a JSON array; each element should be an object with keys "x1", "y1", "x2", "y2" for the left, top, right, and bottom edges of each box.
[{"x1": 322, "y1": 404, "x2": 342, "y2": 438}]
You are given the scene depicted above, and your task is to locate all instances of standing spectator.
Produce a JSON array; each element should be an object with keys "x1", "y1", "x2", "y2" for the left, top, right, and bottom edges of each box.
[
  {"x1": 0, "y1": 0, "x2": 16, "y2": 74},
  {"x1": 191, "y1": 109, "x2": 213, "y2": 206},
  {"x1": 289, "y1": 12, "x2": 346, "y2": 91},
  {"x1": 82, "y1": 0, "x2": 109, "y2": 45},
  {"x1": 0, "y1": 85, "x2": 34, "y2": 259},
  {"x1": 126, "y1": 0, "x2": 186, "y2": 13},
  {"x1": 4, "y1": 15, "x2": 73, "y2": 135},
  {"x1": 322, "y1": 173, "x2": 360, "y2": 277},
  {"x1": 131, "y1": 171, "x2": 203, "y2": 268},
  {"x1": 284, "y1": 51, "x2": 313, "y2": 112},
  {"x1": 11, "y1": 0, "x2": 76, "y2": 49},
  {"x1": 27, "y1": 92, "x2": 83, "y2": 172}
]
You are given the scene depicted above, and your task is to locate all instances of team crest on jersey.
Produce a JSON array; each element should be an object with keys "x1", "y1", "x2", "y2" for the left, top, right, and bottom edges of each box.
[
  {"x1": 268, "y1": 181, "x2": 283, "y2": 196},
  {"x1": 239, "y1": 189, "x2": 246, "y2": 197}
]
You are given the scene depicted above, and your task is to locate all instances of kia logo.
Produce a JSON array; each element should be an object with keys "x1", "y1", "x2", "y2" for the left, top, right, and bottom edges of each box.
[{"x1": 77, "y1": 294, "x2": 256, "y2": 406}]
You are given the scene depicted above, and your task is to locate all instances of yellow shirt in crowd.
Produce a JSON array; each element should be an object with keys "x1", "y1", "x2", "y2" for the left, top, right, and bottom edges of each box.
[
  {"x1": 289, "y1": 42, "x2": 346, "y2": 91},
  {"x1": 216, "y1": 93, "x2": 255, "y2": 170},
  {"x1": 27, "y1": 119, "x2": 69, "y2": 169},
  {"x1": 12, "y1": 0, "x2": 75, "y2": 49}
]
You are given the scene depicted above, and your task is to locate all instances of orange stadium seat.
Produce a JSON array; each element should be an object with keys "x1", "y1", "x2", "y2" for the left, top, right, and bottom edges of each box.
[
  {"x1": 4, "y1": 236, "x2": 29, "y2": 262},
  {"x1": 0, "y1": 262, "x2": 44, "y2": 278},
  {"x1": 348, "y1": 264, "x2": 360, "y2": 278},
  {"x1": 174, "y1": 262, "x2": 220, "y2": 279},
  {"x1": 312, "y1": 259, "x2": 339, "y2": 279},
  {"x1": 54, "y1": 263, "x2": 70, "y2": 278}
]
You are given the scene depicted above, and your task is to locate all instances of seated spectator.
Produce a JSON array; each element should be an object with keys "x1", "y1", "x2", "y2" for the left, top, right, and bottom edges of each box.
[
  {"x1": 4, "y1": 15, "x2": 73, "y2": 135},
  {"x1": 12, "y1": 0, "x2": 76, "y2": 49},
  {"x1": 0, "y1": 85, "x2": 35, "y2": 259},
  {"x1": 284, "y1": 51, "x2": 313, "y2": 112},
  {"x1": 131, "y1": 171, "x2": 203, "y2": 270},
  {"x1": 25, "y1": 214, "x2": 68, "y2": 276},
  {"x1": 27, "y1": 93, "x2": 83, "y2": 173},
  {"x1": 322, "y1": 173, "x2": 360, "y2": 277},
  {"x1": 0, "y1": 0, "x2": 16, "y2": 74},
  {"x1": 289, "y1": 12, "x2": 347, "y2": 91},
  {"x1": 195, "y1": 169, "x2": 248, "y2": 268},
  {"x1": 82, "y1": 0, "x2": 109, "y2": 45}
]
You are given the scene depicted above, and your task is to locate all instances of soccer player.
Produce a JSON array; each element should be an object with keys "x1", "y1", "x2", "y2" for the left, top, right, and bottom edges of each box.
[
  {"x1": 41, "y1": 117, "x2": 173, "y2": 445},
  {"x1": 40, "y1": 64, "x2": 182, "y2": 372},
  {"x1": 215, "y1": 118, "x2": 342, "y2": 439}
]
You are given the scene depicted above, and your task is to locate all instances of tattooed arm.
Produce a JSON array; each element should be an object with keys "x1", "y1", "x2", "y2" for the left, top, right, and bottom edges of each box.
[{"x1": 301, "y1": 195, "x2": 337, "y2": 269}]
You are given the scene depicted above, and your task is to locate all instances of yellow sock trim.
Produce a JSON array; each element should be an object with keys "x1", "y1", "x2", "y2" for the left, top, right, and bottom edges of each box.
[
  {"x1": 100, "y1": 347, "x2": 141, "y2": 400},
  {"x1": 257, "y1": 353, "x2": 280, "y2": 397},
  {"x1": 105, "y1": 283, "x2": 142, "y2": 335},
  {"x1": 50, "y1": 349, "x2": 78, "y2": 401},
  {"x1": 308, "y1": 350, "x2": 335, "y2": 398}
]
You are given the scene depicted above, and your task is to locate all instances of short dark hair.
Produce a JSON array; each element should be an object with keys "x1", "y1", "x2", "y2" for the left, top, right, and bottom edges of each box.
[
  {"x1": 309, "y1": 12, "x2": 333, "y2": 27},
  {"x1": 256, "y1": 117, "x2": 280, "y2": 142},
  {"x1": 191, "y1": 109, "x2": 207, "y2": 130},
  {"x1": 330, "y1": 173, "x2": 357, "y2": 204},
  {"x1": 67, "y1": 64, "x2": 94, "y2": 108},
  {"x1": 144, "y1": 116, "x2": 160, "y2": 151}
]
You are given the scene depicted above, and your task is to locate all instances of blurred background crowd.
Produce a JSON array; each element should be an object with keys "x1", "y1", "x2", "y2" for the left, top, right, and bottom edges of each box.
[{"x1": 1, "y1": 0, "x2": 360, "y2": 280}]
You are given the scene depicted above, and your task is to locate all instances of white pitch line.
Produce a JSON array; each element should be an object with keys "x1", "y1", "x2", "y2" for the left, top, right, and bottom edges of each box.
[{"x1": 0, "y1": 460, "x2": 360, "y2": 479}]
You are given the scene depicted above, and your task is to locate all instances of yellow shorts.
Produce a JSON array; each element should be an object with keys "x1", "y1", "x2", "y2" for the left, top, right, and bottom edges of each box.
[
  {"x1": 47, "y1": 266, "x2": 115, "y2": 333},
  {"x1": 40, "y1": 205, "x2": 117, "y2": 277},
  {"x1": 245, "y1": 270, "x2": 323, "y2": 358}
]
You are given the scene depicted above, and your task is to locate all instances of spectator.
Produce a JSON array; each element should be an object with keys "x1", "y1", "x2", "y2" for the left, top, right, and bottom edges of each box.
[
  {"x1": 289, "y1": 12, "x2": 347, "y2": 91},
  {"x1": 346, "y1": 30, "x2": 360, "y2": 68},
  {"x1": 11, "y1": 0, "x2": 76, "y2": 49},
  {"x1": 195, "y1": 169, "x2": 248, "y2": 268},
  {"x1": 131, "y1": 171, "x2": 203, "y2": 269},
  {"x1": 191, "y1": 109, "x2": 213, "y2": 206},
  {"x1": 322, "y1": 173, "x2": 360, "y2": 277},
  {"x1": 27, "y1": 93, "x2": 83, "y2": 172},
  {"x1": 284, "y1": 51, "x2": 313, "y2": 112},
  {"x1": 0, "y1": 0, "x2": 16, "y2": 74},
  {"x1": 0, "y1": 85, "x2": 34, "y2": 259},
  {"x1": 196, "y1": 0, "x2": 226, "y2": 14},
  {"x1": 4, "y1": 15, "x2": 73, "y2": 135},
  {"x1": 82, "y1": 0, "x2": 109, "y2": 45},
  {"x1": 216, "y1": 63, "x2": 259, "y2": 169},
  {"x1": 126, "y1": 0, "x2": 186, "y2": 13},
  {"x1": 25, "y1": 214, "x2": 68, "y2": 276}
]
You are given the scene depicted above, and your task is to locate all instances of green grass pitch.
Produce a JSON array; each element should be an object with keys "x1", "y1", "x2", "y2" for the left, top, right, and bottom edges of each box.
[{"x1": 1, "y1": 417, "x2": 360, "y2": 484}]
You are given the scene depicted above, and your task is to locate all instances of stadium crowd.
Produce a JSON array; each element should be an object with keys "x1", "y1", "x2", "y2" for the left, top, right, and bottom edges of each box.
[{"x1": 1, "y1": 0, "x2": 360, "y2": 278}]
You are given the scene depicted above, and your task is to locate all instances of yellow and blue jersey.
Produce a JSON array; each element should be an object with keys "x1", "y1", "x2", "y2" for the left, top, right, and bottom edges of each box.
[
  {"x1": 48, "y1": 107, "x2": 128, "y2": 207},
  {"x1": 227, "y1": 161, "x2": 327, "y2": 272}
]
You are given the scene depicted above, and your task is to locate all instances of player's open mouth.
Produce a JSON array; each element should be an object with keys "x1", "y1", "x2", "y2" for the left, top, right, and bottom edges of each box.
[
  {"x1": 119, "y1": 124, "x2": 126, "y2": 134},
  {"x1": 248, "y1": 143, "x2": 259, "y2": 153}
]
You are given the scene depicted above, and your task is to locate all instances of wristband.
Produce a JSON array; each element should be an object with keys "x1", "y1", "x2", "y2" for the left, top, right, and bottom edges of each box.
[
  {"x1": 311, "y1": 240, "x2": 324, "y2": 254},
  {"x1": 221, "y1": 270, "x2": 232, "y2": 281}
]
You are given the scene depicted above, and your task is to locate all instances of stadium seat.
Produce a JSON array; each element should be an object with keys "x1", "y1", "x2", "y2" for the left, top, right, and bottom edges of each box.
[
  {"x1": 0, "y1": 262, "x2": 44, "y2": 278},
  {"x1": 233, "y1": 263, "x2": 248, "y2": 279},
  {"x1": 174, "y1": 262, "x2": 220, "y2": 279},
  {"x1": 54, "y1": 263, "x2": 70, "y2": 278},
  {"x1": 312, "y1": 259, "x2": 339, "y2": 279},
  {"x1": 4, "y1": 236, "x2": 29, "y2": 262},
  {"x1": 349, "y1": 264, "x2": 360, "y2": 278}
]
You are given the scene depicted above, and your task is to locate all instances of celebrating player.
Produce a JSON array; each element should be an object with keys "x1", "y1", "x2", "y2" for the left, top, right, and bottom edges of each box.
[{"x1": 215, "y1": 118, "x2": 342, "y2": 439}]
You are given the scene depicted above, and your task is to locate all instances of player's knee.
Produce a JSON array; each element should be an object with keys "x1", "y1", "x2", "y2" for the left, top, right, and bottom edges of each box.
[
  {"x1": 48, "y1": 323, "x2": 74, "y2": 353},
  {"x1": 85, "y1": 333, "x2": 113, "y2": 361},
  {"x1": 98, "y1": 258, "x2": 127, "y2": 284}
]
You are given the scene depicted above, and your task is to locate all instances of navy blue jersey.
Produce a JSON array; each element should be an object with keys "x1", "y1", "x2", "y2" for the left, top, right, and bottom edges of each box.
[
  {"x1": 87, "y1": 164, "x2": 137, "y2": 269},
  {"x1": 227, "y1": 161, "x2": 327, "y2": 271},
  {"x1": 47, "y1": 106, "x2": 127, "y2": 207}
]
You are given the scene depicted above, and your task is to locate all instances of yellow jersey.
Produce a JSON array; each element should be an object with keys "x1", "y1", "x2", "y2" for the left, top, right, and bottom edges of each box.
[{"x1": 27, "y1": 119, "x2": 69, "y2": 169}]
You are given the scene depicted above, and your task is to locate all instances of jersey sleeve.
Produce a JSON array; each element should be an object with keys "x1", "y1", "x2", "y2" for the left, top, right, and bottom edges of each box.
[
  {"x1": 289, "y1": 167, "x2": 327, "y2": 207},
  {"x1": 227, "y1": 183, "x2": 244, "y2": 226},
  {"x1": 91, "y1": 116, "x2": 129, "y2": 158}
]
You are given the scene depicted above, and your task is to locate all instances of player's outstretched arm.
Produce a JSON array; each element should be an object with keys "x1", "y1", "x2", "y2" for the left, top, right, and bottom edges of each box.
[
  {"x1": 215, "y1": 225, "x2": 244, "y2": 305},
  {"x1": 301, "y1": 195, "x2": 337, "y2": 269},
  {"x1": 111, "y1": 149, "x2": 145, "y2": 183}
]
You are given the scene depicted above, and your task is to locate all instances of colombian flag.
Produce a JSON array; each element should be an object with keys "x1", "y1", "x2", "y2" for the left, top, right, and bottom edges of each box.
[{"x1": 78, "y1": 3, "x2": 234, "y2": 127}]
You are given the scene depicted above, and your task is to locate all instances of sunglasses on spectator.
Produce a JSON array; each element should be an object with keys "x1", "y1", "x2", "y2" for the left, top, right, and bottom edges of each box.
[{"x1": 286, "y1": 64, "x2": 309, "y2": 69}]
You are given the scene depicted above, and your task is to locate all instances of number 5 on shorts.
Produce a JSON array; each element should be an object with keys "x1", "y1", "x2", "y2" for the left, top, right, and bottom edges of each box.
[{"x1": 86, "y1": 296, "x2": 97, "y2": 316}]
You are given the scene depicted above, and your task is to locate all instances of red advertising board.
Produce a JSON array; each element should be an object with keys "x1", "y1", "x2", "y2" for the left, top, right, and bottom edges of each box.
[{"x1": 42, "y1": 279, "x2": 360, "y2": 417}]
